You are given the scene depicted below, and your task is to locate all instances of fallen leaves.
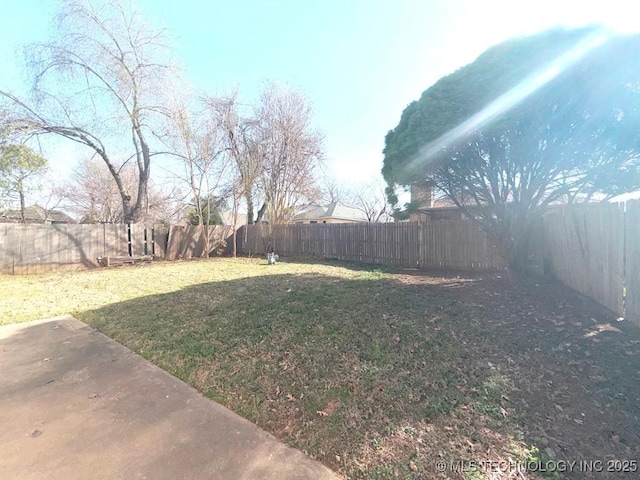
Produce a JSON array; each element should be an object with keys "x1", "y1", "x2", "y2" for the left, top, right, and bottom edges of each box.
[
  {"x1": 317, "y1": 400, "x2": 341, "y2": 417},
  {"x1": 584, "y1": 323, "x2": 623, "y2": 338}
]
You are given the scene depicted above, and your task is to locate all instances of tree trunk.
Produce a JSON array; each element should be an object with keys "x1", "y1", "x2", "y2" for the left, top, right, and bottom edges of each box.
[
  {"x1": 18, "y1": 186, "x2": 26, "y2": 223},
  {"x1": 202, "y1": 224, "x2": 210, "y2": 258},
  {"x1": 255, "y1": 201, "x2": 267, "y2": 224},
  {"x1": 246, "y1": 193, "x2": 254, "y2": 225},
  {"x1": 232, "y1": 194, "x2": 239, "y2": 258},
  {"x1": 202, "y1": 197, "x2": 211, "y2": 258},
  {"x1": 232, "y1": 225, "x2": 237, "y2": 258},
  {"x1": 122, "y1": 195, "x2": 134, "y2": 224},
  {"x1": 128, "y1": 128, "x2": 151, "y2": 225}
]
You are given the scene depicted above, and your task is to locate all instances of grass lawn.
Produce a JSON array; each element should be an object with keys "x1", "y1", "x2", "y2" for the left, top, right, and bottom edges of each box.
[{"x1": 2, "y1": 258, "x2": 640, "y2": 479}]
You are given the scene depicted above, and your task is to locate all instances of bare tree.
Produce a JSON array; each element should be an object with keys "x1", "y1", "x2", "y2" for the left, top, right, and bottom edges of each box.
[
  {"x1": 67, "y1": 156, "x2": 175, "y2": 224},
  {"x1": 38, "y1": 174, "x2": 74, "y2": 222},
  {"x1": 228, "y1": 172, "x2": 244, "y2": 257},
  {"x1": 350, "y1": 178, "x2": 393, "y2": 223},
  {"x1": 207, "y1": 93, "x2": 262, "y2": 224},
  {"x1": 0, "y1": 0, "x2": 177, "y2": 223},
  {"x1": 163, "y1": 99, "x2": 232, "y2": 255},
  {"x1": 254, "y1": 83, "x2": 323, "y2": 224},
  {"x1": 320, "y1": 175, "x2": 349, "y2": 204}
]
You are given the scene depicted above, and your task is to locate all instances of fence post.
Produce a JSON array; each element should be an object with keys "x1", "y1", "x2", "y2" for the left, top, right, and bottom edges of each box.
[{"x1": 417, "y1": 222, "x2": 424, "y2": 269}]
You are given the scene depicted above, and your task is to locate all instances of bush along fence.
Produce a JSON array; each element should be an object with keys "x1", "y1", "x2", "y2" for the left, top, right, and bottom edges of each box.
[{"x1": 0, "y1": 223, "x2": 236, "y2": 274}]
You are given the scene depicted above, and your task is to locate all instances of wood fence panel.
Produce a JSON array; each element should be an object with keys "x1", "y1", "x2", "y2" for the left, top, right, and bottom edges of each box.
[
  {"x1": 210, "y1": 225, "x2": 234, "y2": 256},
  {"x1": 235, "y1": 225, "x2": 245, "y2": 253},
  {"x1": 419, "y1": 220, "x2": 504, "y2": 271},
  {"x1": 236, "y1": 223, "x2": 421, "y2": 268},
  {"x1": 152, "y1": 225, "x2": 169, "y2": 258},
  {"x1": 239, "y1": 224, "x2": 270, "y2": 255},
  {"x1": 129, "y1": 224, "x2": 144, "y2": 256},
  {"x1": 11, "y1": 225, "x2": 29, "y2": 274},
  {"x1": 22, "y1": 225, "x2": 51, "y2": 273},
  {"x1": 0, "y1": 224, "x2": 98, "y2": 273},
  {"x1": 165, "y1": 225, "x2": 235, "y2": 260},
  {"x1": 5, "y1": 224, "x2": 25, "y2": 274},
  {"x1": 103, "y1": 225, "x2": 129, "y2": 257},
  {"x1": 30, "y1": 225, "x2": 52, "y2": 274},
  {"x1": 65, "y1": 224, "x2": 97, "y2": 268},
  {"x1": 0, "y1": 225, "x2": 6, "y2": 273},
  {"x1": 165, "y1": 225, "x2": 186, "y2": 260},
  {"x1": 20, "y1": 225, "x2": 36, "y2": 274},
  {"x1": 0, "y1": 223, "x2": 238, "y2": 274},
  {"x1": 89, "y1": 224, "x2": 106, "y2": 265},
  {"x1": 625, "y1": 200, "x2": 640, "y2": 326},
  {"x1": 184, "y1": 225, "x2": 205, "y2": 258},
  {"x1": 543, "y1": 204, "x2": 625, "y2": 316}
]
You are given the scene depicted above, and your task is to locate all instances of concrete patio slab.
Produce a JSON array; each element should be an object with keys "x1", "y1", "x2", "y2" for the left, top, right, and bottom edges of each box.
[{"x1": 0, "y1": 316, "x2": 340, "y2": 480}]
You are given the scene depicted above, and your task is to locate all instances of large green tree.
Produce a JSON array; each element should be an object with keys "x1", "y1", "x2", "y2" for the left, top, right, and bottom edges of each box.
[
  {"x1": 185, "y1": 196, "x2": 224, "y2": 226},
  {"x1": 0, "y1": 144, "x2": 47, "y2": 222},
  {"x1": 383, "y1": 28, "x2": 640, "y2": 270}
]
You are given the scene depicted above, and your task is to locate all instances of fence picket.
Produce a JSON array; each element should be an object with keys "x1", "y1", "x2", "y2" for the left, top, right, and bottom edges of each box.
[
  {"x1": 237, "y1": 221, "x2": 499, "y2": 271},
  {"x1": 543, "y1": 204, "x2": 625, "y2": 316},
  {"x1": 625, "y1": 200, "x2": 640, "y2": 326}
]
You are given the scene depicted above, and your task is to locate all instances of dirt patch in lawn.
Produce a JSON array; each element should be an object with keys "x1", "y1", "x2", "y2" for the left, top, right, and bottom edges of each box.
[{"x1": 69, "y1": 259, "x2": 640, "y2": 479}]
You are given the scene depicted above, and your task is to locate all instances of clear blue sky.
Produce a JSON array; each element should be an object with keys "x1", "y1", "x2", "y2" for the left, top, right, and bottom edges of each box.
[{"x1": 1, "y1": 0, "x2": 638, "y2": 184}]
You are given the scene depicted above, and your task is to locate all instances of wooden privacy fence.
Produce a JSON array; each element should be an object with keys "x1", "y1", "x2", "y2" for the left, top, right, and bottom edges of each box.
[
  {"x1": 0, "y1": 223, "x2": 239, "y2": 274},
  {"x1": 0, "y1": 224, "x2": 168, "y2": 274},
  {"x1": 541, "y1": 200, "x2": 639, "y2": 326},
  {"x1": 165, "y1": 225, "x2": 235, "y2": 260},
  {"x1": 420, "y1": 220, "x2": 504, "y2": 270},
  {"x1": 237, "y1": 220, "x2": 506, "y2": 271},
  {"x1": 625, "y1": 200, "x2": 640, "y2": 326},
  {"x1": 237, "y1": 202, "x2": 639, "y2": 326},
  {"x1": 1, "y1": 203, "x2": 637, "y2": 326},
  {"x1": 543, "y1": 203, "x2": 625, "y2": 315}
]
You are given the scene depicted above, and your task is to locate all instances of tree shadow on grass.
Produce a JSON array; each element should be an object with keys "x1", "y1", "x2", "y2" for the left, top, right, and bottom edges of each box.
[
  {"x1": 77, "y1": 266, "x2": 640, "y2": 479},
  {"x1": 388, "y1": 267, "x2": 640, "y2": 478}
]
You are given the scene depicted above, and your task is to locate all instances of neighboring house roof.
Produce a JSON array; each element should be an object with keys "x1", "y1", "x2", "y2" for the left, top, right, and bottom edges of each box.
[
  {"x1": 295, "y1": 204, "x2": 326, "y2": 220},
  {"x1": 431, "y1": 197, "x2": 459, "y2": 208},
  {"x1": 0, "y1": 205, "x2": 75, "y2": 224},
  {"x1": 219, "y1": 211, "x2": 248, "y2": 227},
  {"x1": 293, "y1": 202, "x2": 368, "y2": 223}
]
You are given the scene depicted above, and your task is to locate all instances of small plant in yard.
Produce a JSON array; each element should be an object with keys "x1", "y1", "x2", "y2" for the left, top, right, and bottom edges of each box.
[
  {"x1": 526, "y1": 446, "x2": 564, "y2": 480},
  {"x1": 2, "y1": 257, "x2": 639, "y2": 479}
]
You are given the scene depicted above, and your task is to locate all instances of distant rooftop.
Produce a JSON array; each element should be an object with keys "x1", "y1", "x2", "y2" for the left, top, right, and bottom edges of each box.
[
  {"x1": 293, "y1": 201, "x2": 368, "y2": 223},
  {"x1": 0, "y1": 205, "x2": 75, "y2": 224}
]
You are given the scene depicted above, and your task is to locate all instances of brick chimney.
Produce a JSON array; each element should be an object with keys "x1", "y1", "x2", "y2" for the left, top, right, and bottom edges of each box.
[{"x1": 410, "y1": 181, "x2": 435, "y2": 208}]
